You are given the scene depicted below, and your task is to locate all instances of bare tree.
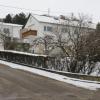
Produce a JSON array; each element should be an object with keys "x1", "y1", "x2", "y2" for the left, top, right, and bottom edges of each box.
[
  {"x1": 51, "y1": 14, "x2": 96, "y2": 74},
  {"x1": 82, "y1": 23, "x2": 100, "y2": 75},
  {"x1": 32, "y1": 14, "x2": 97, "y2": 74},
  {"x1": 0, "y1": 28, "x2": 10, "y2": 49},
  {"x1": 33, "y1": 33, "x2": 54, "y2": 54},
  {"x1": 0, "y1": 26, "x2": 16, "y2": 50}
]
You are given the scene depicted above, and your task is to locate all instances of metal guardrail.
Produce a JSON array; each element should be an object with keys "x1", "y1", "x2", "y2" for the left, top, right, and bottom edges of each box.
[{"x1": 0, "y1": 50, "x2": 100, "y2": 82}]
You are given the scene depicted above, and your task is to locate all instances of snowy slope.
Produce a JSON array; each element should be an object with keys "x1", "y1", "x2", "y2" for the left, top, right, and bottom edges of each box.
[{"x1": 0, "y1": 60, "x2": 100, "y2": 91}]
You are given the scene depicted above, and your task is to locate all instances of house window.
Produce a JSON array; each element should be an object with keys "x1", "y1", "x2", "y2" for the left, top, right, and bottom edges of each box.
[
  {"x1": 44, "y1": 26, "x2": 46, "y2": 31},
  {"x1": 47, "y1": 26, "x2": 52, "y2": 32},
  {"x1": 3, "y1": 28, "x2": 10, "y2": 34},
  {"x1": 61, "y1": 28, "x2": 67, "y2": 33},
  {"x1": 44, "y1": 26, "x2": 53, "y2": 32}
]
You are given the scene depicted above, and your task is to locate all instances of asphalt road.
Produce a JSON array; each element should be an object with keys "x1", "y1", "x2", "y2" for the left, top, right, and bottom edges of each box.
[{"x1": 0, "y1": 64, "x2": 100, "y2": 100}]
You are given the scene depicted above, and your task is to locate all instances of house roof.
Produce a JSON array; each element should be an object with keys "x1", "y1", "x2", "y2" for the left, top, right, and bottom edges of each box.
[
  {"x1": 31, "y1": 14, "x2": 96, "y2": 29},
  {"x1": 31, "y1": 14, "x2": 64, "y2": 25},
  {"x1": 0, "y1": 22, "x2": 23, "y2": 27}
]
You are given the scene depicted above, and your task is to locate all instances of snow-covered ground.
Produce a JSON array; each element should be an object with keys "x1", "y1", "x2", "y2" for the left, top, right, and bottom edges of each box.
[
  {"x1": 0, "y1": 60, "x2": 100, "y2": 91},
  {"x1": 91, "y1": 62, "x2": 100, "y2": 76}
]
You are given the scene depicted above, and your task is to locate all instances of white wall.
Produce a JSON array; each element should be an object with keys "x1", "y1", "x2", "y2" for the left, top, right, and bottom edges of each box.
[
  {"x1": 24, "y1": 15, "x2": 65, "y2": 37},
  {"x1": 23, "y1": 35, "x2": 35, "y2": 45},
  {"x1": 25, "y1": 15, "x2": 40, "y2": 33},
  {"x1": 0, "y1": 23, "x2": 22, "y2": 39},
  {"x1": 38, "y1": 22, "x2": 69, "y2": 40},
  {"x1": 0, "y1": 39, "x2": 4, "y2": 50},
  {"x1": 13, "y1": 26, "x2": 22, "y2": 38},
  {"x1": 0, "y1": 22, "x2": 22, "y2": 50}
]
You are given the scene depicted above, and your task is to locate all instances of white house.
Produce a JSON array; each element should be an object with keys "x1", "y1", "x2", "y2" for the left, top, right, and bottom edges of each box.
[
  {"x1": 21, "y1": 14, "x2": 96, "y2": 54},
  {"x1": 0, "y1": 22, "x2": 23, "y2": 50}
]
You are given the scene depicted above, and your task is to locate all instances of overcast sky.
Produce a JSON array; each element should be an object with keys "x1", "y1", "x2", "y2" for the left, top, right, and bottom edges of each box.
[{"x1": 0, "y1": 0, "x2": 100, "y2": 23}]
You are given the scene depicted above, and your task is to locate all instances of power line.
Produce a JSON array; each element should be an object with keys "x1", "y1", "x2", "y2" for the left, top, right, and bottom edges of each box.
[
  {"x1": 0, "y1": 4, "x2": 71, "y2": 16},
  {"x1": 0, "y1": 4, "x2": 48, "y2": 13}
]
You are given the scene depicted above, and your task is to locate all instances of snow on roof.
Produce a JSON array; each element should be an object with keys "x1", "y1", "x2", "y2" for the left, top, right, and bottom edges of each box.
[
  {"x1": 31, "y1": 14, "x2": 96, "y2": 29},
  {"x1": 32, "y1": 14, "x2": 64, "y2": 25},
  {"x1": 0, "y1": 50, "x2": 47, "y2": 57},
  {"x1": 0, "y1": 22, "x2": 23, "y2": 27}
]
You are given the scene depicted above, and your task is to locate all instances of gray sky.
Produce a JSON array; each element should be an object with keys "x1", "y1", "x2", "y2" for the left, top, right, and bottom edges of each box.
[{"x1": 0, "y1": 0, "x2": 100, "y2": 23}]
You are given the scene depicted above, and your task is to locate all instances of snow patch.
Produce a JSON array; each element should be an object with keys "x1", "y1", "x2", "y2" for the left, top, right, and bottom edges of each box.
[
  {"x1": 91, "y1": 62, "x2": 100, "y2": 76},
  {"x1": 0, "y1": 50, "x2": 47, "y2": 57}
]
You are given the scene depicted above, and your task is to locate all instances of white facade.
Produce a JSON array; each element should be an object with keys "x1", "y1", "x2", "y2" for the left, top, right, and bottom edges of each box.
[
  {"x1": 23, "y1": 14, "x2": 69, "y2": 46},
  {"x1": 0, "y1": 22, "x2": 23, "y2": 50},
  {"x1": 0, "y1": 22, "x2": 22, "y2": 39},
  {"x1": 24, "y1": 14, "x2": 65, "y2": 37},
  {"x1": 24, "y1": 14, "x2": 96, "y2": 39}
]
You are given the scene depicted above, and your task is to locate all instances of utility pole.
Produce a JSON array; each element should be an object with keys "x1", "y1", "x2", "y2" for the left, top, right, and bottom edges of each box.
[{"x1": 48, "y1": 8, "x2": 50, "y2": 16}]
